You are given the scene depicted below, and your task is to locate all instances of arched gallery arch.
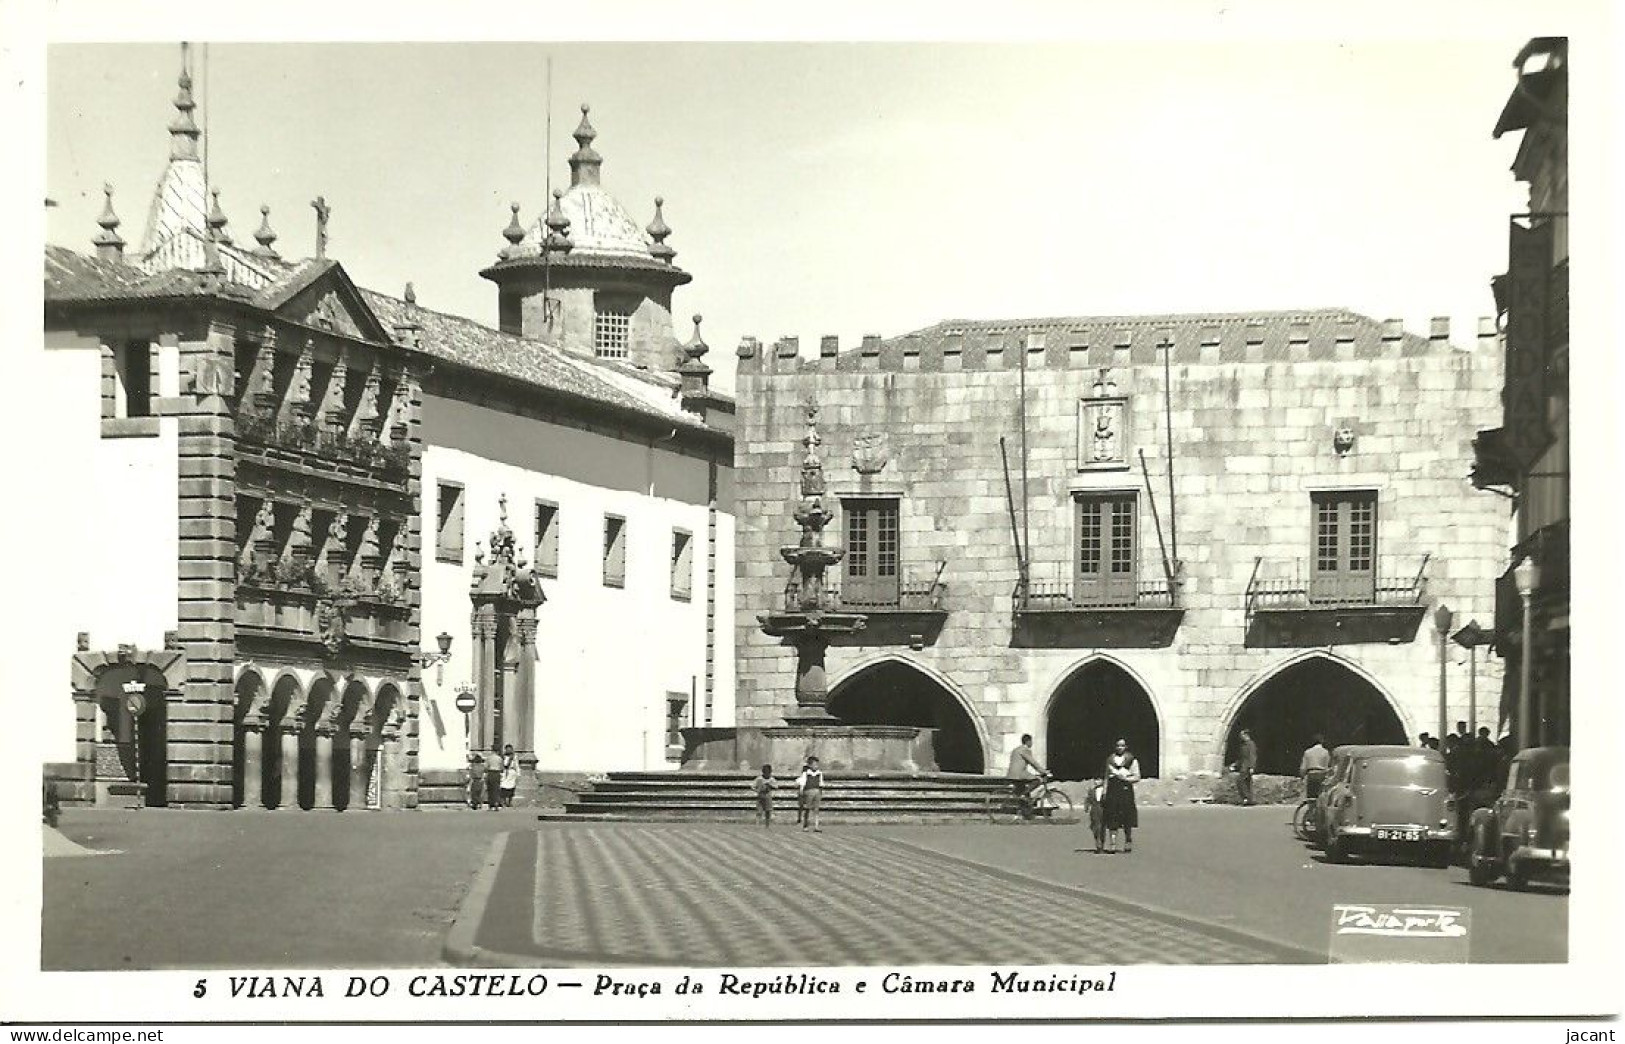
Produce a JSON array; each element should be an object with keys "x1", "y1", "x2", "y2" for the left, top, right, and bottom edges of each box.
[
  {"x1": 827, "y1": 655, "x2": 987, "y2": 773},
  {"x1": 1044, "y1": 654, "x2": 1162, "y2": 780},
  {"x1": 1221, "y1": 651, "x2": 1408, "y2": 775}
]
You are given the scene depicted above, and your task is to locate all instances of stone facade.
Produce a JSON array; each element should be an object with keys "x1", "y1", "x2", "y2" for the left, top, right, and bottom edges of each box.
[
  {"x1": 734, "y1": 312, "x2": 1508, "y2": 777},
  {"x1": 40, "y1": 51, "x2": 735, "y2": 810}
]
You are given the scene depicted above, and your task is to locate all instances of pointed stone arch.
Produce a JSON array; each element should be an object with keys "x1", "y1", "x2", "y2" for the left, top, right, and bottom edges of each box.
[
  {"x1": 1219, "y1": 650, "x2": 1409, "y2": 775},
  {"x1": 827, "y1": 654, "x2": 988, "y2": 773},
  {"x1": 1042, "y1": 653, "x2": 1164, "y2": 780}
]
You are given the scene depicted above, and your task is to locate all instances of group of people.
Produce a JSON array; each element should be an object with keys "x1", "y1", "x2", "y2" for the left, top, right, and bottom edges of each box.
[
  {"x1": 1009, "y1": 733, "x2": 1141, "y2": 854},
  {"x1": 466, "y1": 744, "x2": 520, "y2": 810},
  {"x1": 1422, "y1": 721, "x2": 1515, "y2": 845},
  {"x1": 751, "y1": 756, "x2": 826, "y2": 831}
]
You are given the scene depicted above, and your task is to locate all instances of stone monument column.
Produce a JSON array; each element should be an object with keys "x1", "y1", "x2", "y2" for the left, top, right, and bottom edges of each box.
[{"x1": 513, "y1": 614, "x2": 539, "y2": 771}]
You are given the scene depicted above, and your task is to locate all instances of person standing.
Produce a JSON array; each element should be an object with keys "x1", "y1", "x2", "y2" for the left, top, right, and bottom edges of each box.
[
  {"x1": 1236, "y1": 729, "x2": 1258, "y2": 806},
  {"x1": 499, "y1": 743, "x2": 520, "y2": 808},
  {"x1": 797, "y1": 756, "x2": 824, "y2": 832},
  {"x1": 483, "y1": 744, "x2": 503, "y2": 810},
  {"x1": 466, "y1": 751, "x2": 486, "y2": 810},
  {"x1": 795, "y1": 754, "x2": 814, "y2": 826},
  {"x1": 751, "y1": 764, "x2": 775, "y2": 827},
  {"x1": 1006, "y1": 733, "x2": 1047, "y2": 819},
  {"x1": 1298, "y1": 734, "x2": 1331, "y2": 799},
  {"x1": 1102, "y1": 739, "x2": 1140, "y2": 853}
]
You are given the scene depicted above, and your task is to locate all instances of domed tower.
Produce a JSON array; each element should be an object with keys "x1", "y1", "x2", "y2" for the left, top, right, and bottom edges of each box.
[{"x1": 479, "y1": 104, "x2": 691, "y2": 371}]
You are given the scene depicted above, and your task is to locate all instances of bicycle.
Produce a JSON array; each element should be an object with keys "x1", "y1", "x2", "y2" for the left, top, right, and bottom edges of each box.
[
  {"x1": 1292, "y1": 771, "x2": 1326, "y2": 842},
  {"x1": 990, "y1": 774, "x2": 1074, "y2": 821},
  {"x1": 1291, "y1": 796, "x2": 1320, "y2": 841}
]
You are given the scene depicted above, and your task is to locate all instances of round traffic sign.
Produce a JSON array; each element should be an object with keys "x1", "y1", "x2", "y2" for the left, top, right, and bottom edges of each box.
[{"x1": 454, "y1": 690, "x2": 477, "y2": 713}]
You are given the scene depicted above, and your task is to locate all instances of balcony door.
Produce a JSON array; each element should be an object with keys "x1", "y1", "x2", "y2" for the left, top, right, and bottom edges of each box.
[
  {"x1": 1310, "y1": 491, "x2": 1378, "y2": 604},
  {"x1": 1075, "y1": 494, "x2": 1137, "y2": 606},
  {"x1": 844, "y1": 499, "x2": 899, "y2": 607}
]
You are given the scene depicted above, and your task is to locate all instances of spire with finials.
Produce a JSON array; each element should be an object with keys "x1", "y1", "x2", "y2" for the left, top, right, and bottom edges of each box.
[{"x1": 568, "y1": 103, "x2": 602, "y2": 187}]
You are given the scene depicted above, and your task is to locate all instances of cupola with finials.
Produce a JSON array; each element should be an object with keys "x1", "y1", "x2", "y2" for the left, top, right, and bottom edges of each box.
[{"x1": 479, "y1": 103, "x2": 692, "y2": 373}]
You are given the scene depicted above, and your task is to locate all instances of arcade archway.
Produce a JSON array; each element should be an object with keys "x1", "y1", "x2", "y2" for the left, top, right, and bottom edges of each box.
[
  {"x1": 1224, "y1": 654, "x2": 1406, "y2": 775},
  {"x1": 1046, "y1": 658, "x2": 1160, "y2": 780},
  {"x1": 828, "y1": 659, "x2": 985, "y2": 773}
]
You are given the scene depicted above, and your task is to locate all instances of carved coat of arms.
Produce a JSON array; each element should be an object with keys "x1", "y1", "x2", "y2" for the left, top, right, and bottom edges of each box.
[{"x1": 851, "y1": 432, "x2": 890, "y2": 475}]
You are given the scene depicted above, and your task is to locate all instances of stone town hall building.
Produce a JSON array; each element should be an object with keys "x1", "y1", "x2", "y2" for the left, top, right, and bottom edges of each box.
[
  {"x1": 733, "y1": 313, "x2": 1508, "y2": 779},
  {"x1": 35, "y1": 51, "x2": 734, "y2": 810}
]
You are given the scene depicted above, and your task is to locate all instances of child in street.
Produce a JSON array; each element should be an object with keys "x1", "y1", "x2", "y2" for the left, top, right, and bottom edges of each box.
[
  {"x1": 795, "y1": 754, "x2": 814, "y2": 826},
  {"x1": 751, "y1": 764, "x2": 775, "y2": 827},
  {"x1": 797, "y1": 756, "x2": 824, "y2": 832}
]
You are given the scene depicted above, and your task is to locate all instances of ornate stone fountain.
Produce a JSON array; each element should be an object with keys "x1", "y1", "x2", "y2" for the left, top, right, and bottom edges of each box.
[
  {"x1": 681, "y1": 400, "x2": 937, "y2": 771},
  {"x1": 758, "y1": 401, "x2": 866, "y2": 722}
]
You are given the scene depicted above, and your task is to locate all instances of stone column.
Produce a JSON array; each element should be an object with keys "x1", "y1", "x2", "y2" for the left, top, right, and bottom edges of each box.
[
  {"x1": 312, "y1": 726, "x2": 335, "y2": 809},
  {"x1": 471, "y1": 610, "x2": 498, "y2": 751},
  {"x1": 278, "y1": 725, "x2": 301, "y2": 810},
  {"x1": 241, "y1": 723, "x2": 265, "y2": 808},
  {"x1": 348, "y1": 726, "x2": 371, "y2": 811},
  {"x1": 381, "y1": 730, "x2": 404, "y2": 809},
  {"x1": 513, "y1": 614, "x2": 538, "y2": 768}
]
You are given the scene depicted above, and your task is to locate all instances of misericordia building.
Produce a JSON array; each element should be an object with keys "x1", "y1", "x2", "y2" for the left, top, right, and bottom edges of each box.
[
  {"x1": 733, "y1": 310, "x2": 1507, "y2": 780},
  {"x1": 35, "y1": 49, "x2": 734, "y2": 810}
]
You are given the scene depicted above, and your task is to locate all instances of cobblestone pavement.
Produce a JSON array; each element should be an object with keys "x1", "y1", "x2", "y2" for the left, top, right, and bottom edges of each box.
[{"x1": 463, "y1": 824, "x2": 1317, "y2": 966}]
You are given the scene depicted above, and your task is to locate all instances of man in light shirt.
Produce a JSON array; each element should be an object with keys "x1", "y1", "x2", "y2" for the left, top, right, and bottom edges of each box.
[
  {"x1": 1007, "y1": 734, "x2": 1047, "y2": 819},
  {"x1": 1299, "y1": 734, "x2": 1331, "y2": 798}
]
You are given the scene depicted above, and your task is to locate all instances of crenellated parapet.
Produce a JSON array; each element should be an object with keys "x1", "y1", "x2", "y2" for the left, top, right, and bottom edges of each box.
[{"x1": 735, "y1": 313, "x2": 1499, "y2": 377}]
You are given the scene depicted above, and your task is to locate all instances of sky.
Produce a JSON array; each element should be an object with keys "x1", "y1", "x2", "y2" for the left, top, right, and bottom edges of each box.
[{"x1": 43, "y1": 39, "x2": 1535, "y2": 394}]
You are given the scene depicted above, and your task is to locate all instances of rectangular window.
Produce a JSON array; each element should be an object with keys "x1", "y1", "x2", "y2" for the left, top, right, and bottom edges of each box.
[
  {"x1": 670, "y1": 528, "x2": 694, "y2": 601},
  {"x1": 118, "y1": 340, "x2": 153, "y2": 418},
  {"x1": 1075, "y1": 493, "x2": 1137, "y2": 605},
  {"x1": 534, "y1": 500, "x2": 560, "y2": 578},
  {"x1": 1309, "y1": 490, "x2": 1378, "y2": 604},
  {"x1": 593, "y1": 304, "x2": 633, "y2": 360},
  {"x1": 842, "y1": 498, "x2": 901, "y2": 606},
  {"x1": 665, "y1": 693, "x2": 690, "y2": 750},
  {"x1": 436, "y1": 482, "x2": 465, "y2": 564},
  {"x1": 603, "y1": 514, "x2": 627, "y2": 588}
]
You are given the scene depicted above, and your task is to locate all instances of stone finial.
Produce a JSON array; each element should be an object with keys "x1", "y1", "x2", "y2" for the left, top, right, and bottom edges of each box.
[
  {"x1": 311, "y1": 195, "x2": 331, "y2": 259},
  {"x1": 544, "y1": 188, "x2": 573, "y2": 254},
  {"x1": 207, "y1": 187, "x2": 231, "y2": 246},
  {"x1": 403, "y1": 281, "x2": 417, "y2": 306},
  {"x1": 647, "y1": 196, "x2": 676, "y2": 263},
  {"x1": 252, "y1": 204, "x2": 280, "y2": 258},
  {"x1": 679, "y1": 315, "x2": 713, "y2": 413},
  {"x1": 569, "y1": 103, "x2": 602, "y2": 187},
  {"x1": 501, "y1": 201, "x2": 526, "y2": 258},
  {"x1": 168, "y1": 44, "x2": 201, "y2": 161},
  {"x1": 93, "y1": 183, "x2": 126, "y2": 261}
]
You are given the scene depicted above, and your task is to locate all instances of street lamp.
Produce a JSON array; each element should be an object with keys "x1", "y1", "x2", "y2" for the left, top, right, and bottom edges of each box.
[
  {"x1": 1512, "y1": 556, "x2": 1540, "y2": 748},
  {"x1": 1451, "y1": 620, "x2": 1493, "y2": 737},
  {"x1": 421, "y1": 631, "x2": 454, "y2": 685},
  {"x1": 1433, "y1": 604, "x2": 1453, "y2": 745}
]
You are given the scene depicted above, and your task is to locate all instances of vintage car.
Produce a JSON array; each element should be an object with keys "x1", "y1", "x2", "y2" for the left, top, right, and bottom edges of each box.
[
  {"x1": 1317, "y1": 744, "x2": 1456, "y2": 867},
  {"x1": 1467, "y1": 745, "x2": 1570, "y2": 889}
]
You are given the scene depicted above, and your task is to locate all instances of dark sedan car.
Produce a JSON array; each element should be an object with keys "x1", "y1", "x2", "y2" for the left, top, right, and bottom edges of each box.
[{"x1": 1467, "y1": 745, "x2": 1569, "y2": 889}]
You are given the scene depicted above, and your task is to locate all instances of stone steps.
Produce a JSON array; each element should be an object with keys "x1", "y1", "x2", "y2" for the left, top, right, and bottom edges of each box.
[{"x1": 559, "y1": 770, "x2": 1047, "y2": 822}]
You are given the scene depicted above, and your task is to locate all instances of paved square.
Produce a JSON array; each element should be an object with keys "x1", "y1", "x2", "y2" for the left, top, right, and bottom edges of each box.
[{"x1": 460, "y1": 824, "x2": 1316, "y2": 966}]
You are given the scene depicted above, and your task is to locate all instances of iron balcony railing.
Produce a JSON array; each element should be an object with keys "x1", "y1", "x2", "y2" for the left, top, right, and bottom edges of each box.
[
  {"x1": 1245, "y1": 554, "x2": 1429, "y2": 615},
  {"x1": 236, "y1": 407, "x2": 411, "y2": 478},
  {"x1": 783, "y1": 564, "x2": 948, "y2": 612},
  {"x1": 1013, "y1": 566, "x2": 1176, "y2": 611}
]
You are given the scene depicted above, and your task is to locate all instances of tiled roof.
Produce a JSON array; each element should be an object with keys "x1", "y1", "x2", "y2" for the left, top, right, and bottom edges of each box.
[
  {"x1": 359, "y1": 290, "x2": 715, "y2": 432},
  {"x1": 885, "y1": 308, "x2": 1435, "y2": 358},
  {"x1": 44, "y1": 244, "x2": 727, "y2": 433}
]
